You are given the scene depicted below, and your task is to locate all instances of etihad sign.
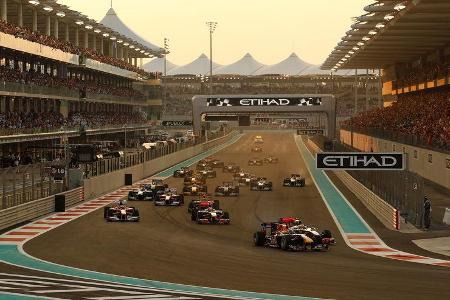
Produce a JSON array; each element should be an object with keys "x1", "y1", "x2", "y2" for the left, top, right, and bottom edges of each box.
[{"x1": 239, "y1": 98, "x2": 290, "y2": 106}]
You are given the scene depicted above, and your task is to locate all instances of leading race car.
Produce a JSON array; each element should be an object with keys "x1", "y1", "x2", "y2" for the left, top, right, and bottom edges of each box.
[
  {"x1": 264, "y1": 156, "x2": 279, "y2": 164},
  {"x1": 183, "y1": 183, "x2": 208, "y2": 196},
  {"x1": 207, "y1": 157, "x2": 225, "y2": 168},
  {"x1": 198, "y1": 167, "x2": 217, "y2": 178},
  {"x1": 250, "y1": 177, "x2": 273, "y2": 191},
  {"x1": 248, "y1": 158, "x2": 263, "y2": 166},
  {"x1": 196, "y1": 159, "x2": 210, "y2": 171},
  {"x1": 251, "y1": 145, "x2": 263, "y2": 152},
  {"x1": 253, "y1": 218, "x2": 333, "y2": 251},
  {"x1": 192, "y1": 205, "x2": 230, "y2": 225},
  {"x1": 154, "y1": 188, "x2": 184, "y2": 206},
  {"x1": 173, "y1": 167, "x2": 193, "y2": 178},
  {"x1": 223, "y1": 163, "x2": 240, "y2": 173},
  {"x1": 283, "y1": 174, "x2": 305, "y2": 187},
  {"x1": 104, "y1": 200, "x2": 139, "y2": 222},
  {"x1": 215, "y1": 182, "x2": 240, "y2": 197},
  {"x1": 144, "y1": 179, "x2": 169, "y2": 196}
]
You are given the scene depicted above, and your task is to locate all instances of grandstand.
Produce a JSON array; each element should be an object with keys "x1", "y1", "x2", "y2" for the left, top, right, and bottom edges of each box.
[
  {"x1": 321, "y1": 0, "x2": 449, "y2": 226},
  {"x1": 0, "y1": 0, "x2": 164, "y2": 164}
]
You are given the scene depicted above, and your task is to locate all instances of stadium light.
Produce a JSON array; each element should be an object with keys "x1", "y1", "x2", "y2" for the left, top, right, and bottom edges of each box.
[
  {"x1": 394, "y1": 2, "x2": 407, "y2": 11},
  {"x1": 117, "y1": 39, "x2": 123, "y2": 43},
  {"x1": 140, "y1": 50, "x2": 145, "y2": 53},
  {"x1": 94, "y1": 29, "x2": 101, "y2": 33},
  {"x1": 85, "y1": 25, "x2": 93, "y2": 30},
  {"x1": 43, "y1": 6, "x2": 53, "y2": 12},
  {"x1": 206, "y1": 21, "x2": 218, "y2": 95},
  {"x1": 342, "y1": 58, "x2": 348, "y2": 61},
  {"x1": 368, "y1": 30, "x2": 378, "y2": 35},
  {"x1": 28, "y1": 1, "x2": 40, "y2": 5},
  {"x1": 75, "y1": 20, "x2": 84, "y2": 25},
  {"x1": 129, "y1": 45, "x2": 135, "y2": 49},
  {"x1": 123, "y1": 42, "x2": 129, "y2": 46},
  {"x1": 375, "y1": 22, "x2": 385, "y2": 29},
  {"x1": 357, "y1": 41, "x2": 365, "y2": 46},
  {"x1": 135, "y1": 47, "x2": 140, "y2": 51},
  {"x1": 362, "y1": 36, "x2": 370, "y2": 41},
  {"x1": 102, "y1": 33, "x2": 109, "y2": 37},
  {"x1": 384, "y1": 13, "x2": 395, "y2": 21},
  {"x1": 56, "y1": 11, "x2": 65, "y2": 17},
  {"x1": 348, "y1": 50, "x2": 355, "y2": 54},
  {"x1": 352, "y1": 46, "x2": 359, "y2": 50},
  {"x1": 110, "y1": 36, "x2": 116, "y2": 40},
  {"x1": 345, "y1": 54, "x2": 351, "y2": 58}
]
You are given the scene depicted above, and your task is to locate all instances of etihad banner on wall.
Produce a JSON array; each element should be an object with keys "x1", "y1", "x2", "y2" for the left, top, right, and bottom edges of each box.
[
  {"x1": 316, "y1": 153, "x2": 405, "y2": 170},
  {"x1": 206, "y1": 97, "x2": 322, "y2": 107},
  {"x1": 161, "y1": 120, "x2": 193, "y2": 127}
]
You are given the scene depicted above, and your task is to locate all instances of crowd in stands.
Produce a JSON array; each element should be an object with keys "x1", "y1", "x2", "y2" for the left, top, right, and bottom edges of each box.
[
  {"x1": 0, "y1": 111, "x2": 148, "y2": 132},
  {"x1": 342, "y1": 88, "x2": 450, "y2": 150},
  {"x1": 0, "y1": 20, "x2": 160, "y2": 79},
  {"x1": 0, "y1": 65, "x2": 143, "y2": 99},
  {"x1": 397, "y1": 59, "x2": 449, "y2": 88}
]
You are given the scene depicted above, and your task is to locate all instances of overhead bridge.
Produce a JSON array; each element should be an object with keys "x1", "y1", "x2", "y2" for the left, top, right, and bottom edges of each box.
[{"x1": 192, "y1": 94, "x2": 336, "y2": 138}]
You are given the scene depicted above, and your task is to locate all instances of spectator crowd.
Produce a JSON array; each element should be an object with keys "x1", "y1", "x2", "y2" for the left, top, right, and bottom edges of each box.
[
  {"x1": 342, "y1": 88, "x2": 450, "y2": 150},
  {"x1": 0, "y1": 19, "x2": 160, "y2": 79},
  {"x1": 0, "y1": 65, "x2": 144, "y2": 99}
]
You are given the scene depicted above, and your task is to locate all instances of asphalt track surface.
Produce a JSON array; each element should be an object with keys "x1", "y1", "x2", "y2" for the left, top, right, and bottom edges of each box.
[{"x1": 25, "y1": 133, "x2": 450, "y2": 300}]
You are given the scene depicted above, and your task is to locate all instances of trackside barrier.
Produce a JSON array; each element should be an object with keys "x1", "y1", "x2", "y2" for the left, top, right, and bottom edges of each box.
[
  {"x1": 306, "y1": 138, "x2": 400, "y2": 230},
  {"x1": 0, "y1": 187, "x2": 84, "y2": 231}
]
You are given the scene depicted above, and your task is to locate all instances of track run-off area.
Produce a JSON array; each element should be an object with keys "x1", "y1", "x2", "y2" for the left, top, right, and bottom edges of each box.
[{"x1": 0, "y1": 133, "x2": 449, "y2": 300}]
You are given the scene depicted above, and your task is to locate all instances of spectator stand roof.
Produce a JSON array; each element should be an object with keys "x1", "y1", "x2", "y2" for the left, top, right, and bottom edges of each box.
[
  {"x1": 143, "y1": 57, "x2": 178, "y2": 73},
  {"x1": 10, "y1": 0, "x2": 164, "y2": 58},
  {"x1": 322, "y1": 0, "x2": 450, "y2": 71},
  {"x1": 167, "y1": 54, "x2": 222, "y2": 76},
  {"x1": 214, "y1": 53, "x2": 266, "y2": 75},
  {"x1": 100, "y1": 8, "x2": 164, "y2": 55}
]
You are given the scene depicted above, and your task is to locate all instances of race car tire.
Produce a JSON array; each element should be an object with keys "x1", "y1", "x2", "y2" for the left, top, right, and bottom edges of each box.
[
  {"x1": 103, "y1": 207, "x2": 110, "y2": 219},
  {"x1": 322, "y1": 230, "x2": 332, "y2": 238},
  {"x1": 213, "y1": 200, "x2": 220, "y2": 210},
  {"x1": 191, "y1": 211, "x2": 197, "y2": 221},
  {"x1": 280, "y1": 236, "x2": 290, "y2": 251},
  {"x1": 254, "y1": 231, "x2": 265, "y2": 246},
  {"x1": 223, "y1": 211, "x2": 230, "y2": 219}
]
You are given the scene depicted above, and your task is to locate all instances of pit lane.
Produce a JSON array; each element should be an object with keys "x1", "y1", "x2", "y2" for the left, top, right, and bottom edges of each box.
[{"x1": 24, "y1": 133, "x2": 450, "y2": 300}]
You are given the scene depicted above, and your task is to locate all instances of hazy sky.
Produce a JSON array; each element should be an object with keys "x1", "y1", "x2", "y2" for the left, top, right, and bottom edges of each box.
[{"x1": 58, "y1": 0, "x2": 372, "y2": 66}]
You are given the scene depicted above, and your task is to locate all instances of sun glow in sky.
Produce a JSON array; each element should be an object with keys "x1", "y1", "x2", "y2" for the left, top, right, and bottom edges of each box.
[{"x1": 58, "y1": 0, "x2": 372, "y2": 66}]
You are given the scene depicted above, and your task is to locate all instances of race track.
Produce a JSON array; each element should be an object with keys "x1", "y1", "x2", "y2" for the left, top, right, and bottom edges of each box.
[{"x1": 24, "y1": 133, "x2": 450, "y2": 300}]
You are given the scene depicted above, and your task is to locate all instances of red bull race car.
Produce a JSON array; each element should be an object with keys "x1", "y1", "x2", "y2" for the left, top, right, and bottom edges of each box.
[
  {"x1": 253, "y1": 217, "x2": 334, "y2": 251},
  {"x1": 104, "y1": 200, "x2": 140, "y2": 222},
  {"x1": 184, "y1": 174, "x2": 207, "y2": 186}
]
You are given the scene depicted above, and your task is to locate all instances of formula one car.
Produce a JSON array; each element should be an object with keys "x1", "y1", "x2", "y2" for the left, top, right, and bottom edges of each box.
[
  {"x1": 199, "y1": 167, "x2": 217, "y2": 178},
  {"x1": 183, "y1": 183, "x2": 208, "y2": 196},
  {"x1": 251, "y1": 146, "x2": 263, "y2": 152},
  {"x1": 127, "y1": 186, "x2": 154, "y2": 201},
  {"x1": 215, "y1": 182, "x2": 240, "y2": 197},
  {"x1": 250, "y1": 177, "x2": 273, "y2": 191},
  {"x1": 154, "y1": 188, "x2": 184, "y2": 206},
  {"x1": 144, "y1": 179, "x2": 169, "y2": 196},
  {"x1": 184, "y1": 174, "x2": 207, "y2": 186},
  {"x1": 173, "y1": 167, "x2": 193, "y2": 178},
  {"x1": 264, "y1": 156, "x2": 279, "y2": 164},
  {"x1": 196, "y1": 159, "x2": 210, "y2": 170},
  {"x1": 188, "y1": 197, "x2": 220, "y2": 213},
  {"x1": 191, "y1": 205, "x2": 230, "y2": 225},
  {"x1": 253, "y1": 218, "x2": 333, "y2": 251},
  {"x1": 238, "y1": 174, "x2": 257, "y2": 186},
  {"x1": 248, "y1": 158, "x2": 263, "y2": 166},
  {"x1": 233, "y1": 170, "x2": 251, "y2": 180},
  {"x1": 208, "y1": 158, "x2": 225, "y2": 168},
  {"x1": 223, "y1": 163, "x2": 240, "y2": 173},
  {"x1": 104, "y1": 200, "x2": 139, "y2": 222},
  {"x1": 254, "y1": 135, "x2": 264, "y2": 144},
  {"x1": 283, "y1": 174, "x2": 305, "y2": 187}
]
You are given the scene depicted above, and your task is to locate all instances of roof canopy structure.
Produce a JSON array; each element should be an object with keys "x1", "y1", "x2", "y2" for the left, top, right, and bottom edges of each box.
[
  {"x1": 144, "y1": 57, "x2": 178, "y2": 73},
  {"x1": 322, "y1": 0, "x2": 450, "y2": 70},
  {"x1": 167, "y1": 54, "x2": 222, "y2": 76},
  {"x1": 6, "y1": 0, "x2": 164, "y2": 58},
  {"x1": 214, "y1": 53, "x2": 265, "y2": 75},
  {"x1": 100, "y1": 8, "x2": 164, "y2": 55},
  {"x1": 255, "y1": 53, "x2": 312, "y2": 75}
]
